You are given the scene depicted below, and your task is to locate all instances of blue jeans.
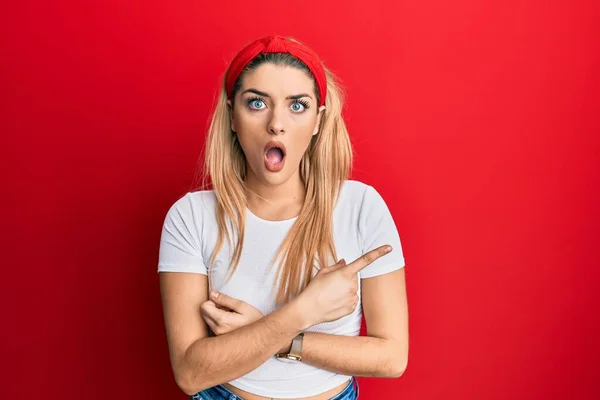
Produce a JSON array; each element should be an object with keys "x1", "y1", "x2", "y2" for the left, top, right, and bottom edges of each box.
[{"x1": 191, "y1": 377, "x2": 360, "y2": 400}]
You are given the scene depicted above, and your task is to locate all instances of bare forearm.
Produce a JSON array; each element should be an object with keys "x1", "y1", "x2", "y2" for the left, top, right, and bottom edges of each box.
[
  {"x1": 297, "y1": 332, "x2": 408, "y2": 378},
  {"x1": 179, "y1": 300, "x2": 307, "y2": 394}
]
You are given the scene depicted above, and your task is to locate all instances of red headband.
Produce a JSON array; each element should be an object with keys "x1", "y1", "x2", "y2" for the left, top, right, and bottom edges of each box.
[{"x1": 225, "y1": 35, "x2": 327, "y2": 107}]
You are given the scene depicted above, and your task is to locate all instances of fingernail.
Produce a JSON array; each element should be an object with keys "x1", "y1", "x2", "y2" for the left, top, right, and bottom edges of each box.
[
  {"x1": 340, "y1": 258, "x2": 346, "y2": 265},
  {"x1": 385, "y1": 246, "x2": 392, "y2": 253},
  {"x1": 210, "y1": 291, "x2": 219, "y2": 299}
]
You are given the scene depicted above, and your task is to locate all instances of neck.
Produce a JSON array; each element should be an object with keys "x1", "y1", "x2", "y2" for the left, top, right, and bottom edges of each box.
[{"x1": 244, "y1": 169, "x2": 305, "y2": 217}]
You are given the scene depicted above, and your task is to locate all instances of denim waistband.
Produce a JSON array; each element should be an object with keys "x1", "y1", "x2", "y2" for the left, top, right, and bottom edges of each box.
[{"x1": 191, "y1": 376, "x2": 359, "y2": 400}]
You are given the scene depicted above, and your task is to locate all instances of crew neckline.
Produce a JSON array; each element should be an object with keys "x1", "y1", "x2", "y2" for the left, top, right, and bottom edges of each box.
[{"x1": 245, "y1": 207, "x2": 298, "y2": 225}]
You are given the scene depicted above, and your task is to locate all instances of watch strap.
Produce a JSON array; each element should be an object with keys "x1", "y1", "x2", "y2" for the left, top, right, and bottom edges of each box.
[
  {"x1": 276, "y1": 332, "x2": 304, "y2": 361},
  {"x1": 289, "y1": 332, "x2": 304, "y2": 359}
]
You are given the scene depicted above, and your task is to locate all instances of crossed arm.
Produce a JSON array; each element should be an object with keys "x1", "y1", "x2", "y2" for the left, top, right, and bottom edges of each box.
[
  {"x1": 281, "y1": 268, "x2": 409, "y2": 378},
  {"x1": 160, "y1": 267, "x2": 408, "y2": 395}
]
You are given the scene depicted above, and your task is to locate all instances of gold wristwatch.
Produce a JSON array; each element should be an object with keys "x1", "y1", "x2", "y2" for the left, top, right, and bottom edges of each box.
[{"x1": 276, "y1": 332, "x2": 304, "y2": 362}]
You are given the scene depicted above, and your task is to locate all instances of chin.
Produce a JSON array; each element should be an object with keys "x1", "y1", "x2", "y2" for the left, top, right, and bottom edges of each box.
[
  {"x1": 260, "y1": 170, "x2": 293, "y2": 186},
  {"x1": 251, "y1": 165, "x2": 294, "y2": 186}
]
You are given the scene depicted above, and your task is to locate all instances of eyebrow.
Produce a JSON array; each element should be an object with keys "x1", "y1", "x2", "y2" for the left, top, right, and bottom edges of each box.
[{"x1": 241, "y1": 88, "x2": 313, "y2": 100}]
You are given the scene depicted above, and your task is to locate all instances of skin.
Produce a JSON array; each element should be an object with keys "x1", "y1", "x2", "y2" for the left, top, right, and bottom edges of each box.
[
  {"x1": 159, "y1": 64, "x2": 409, "y2": 400},
  {"x1": 228, "y1": 63, "x2": 325, "y2": 221}
]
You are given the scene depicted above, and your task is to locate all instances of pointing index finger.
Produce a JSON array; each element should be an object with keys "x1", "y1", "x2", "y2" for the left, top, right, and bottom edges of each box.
[{"x1": 345, "y1": 245, "x2": 392, "y2": 275}]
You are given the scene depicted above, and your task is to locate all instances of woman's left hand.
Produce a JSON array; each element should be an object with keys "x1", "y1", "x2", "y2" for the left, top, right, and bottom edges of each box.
[{"x1": 200, "y1": 291, "x2": 264, "y2": 336}]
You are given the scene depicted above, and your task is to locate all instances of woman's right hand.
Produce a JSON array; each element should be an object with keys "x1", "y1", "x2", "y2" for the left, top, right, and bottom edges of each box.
[{"x1": 296, "y1": 245, "x2": 392, "y2": 326}]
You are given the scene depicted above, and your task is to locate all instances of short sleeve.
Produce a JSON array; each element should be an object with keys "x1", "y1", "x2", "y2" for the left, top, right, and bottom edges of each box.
[
  {"x1": 157, "y1": 193, "x2": 208, "y2": 275},
  {"x1": 357, "y1": 185, "x2": 406, "y2": 279}
]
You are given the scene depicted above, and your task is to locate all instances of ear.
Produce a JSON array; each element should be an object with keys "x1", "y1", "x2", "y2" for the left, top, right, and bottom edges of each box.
[
  {"x1": 227, "y1": 99, "x2": 236, "y2": 132},
  {"x1": 312, "y1": 105, "x2": 326, "y2": 136}
]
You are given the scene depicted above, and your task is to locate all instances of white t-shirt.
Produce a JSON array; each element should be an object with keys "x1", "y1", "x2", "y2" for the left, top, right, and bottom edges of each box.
[{"x1": 157, "y1": 180, "x2": 405, "y2": 398}]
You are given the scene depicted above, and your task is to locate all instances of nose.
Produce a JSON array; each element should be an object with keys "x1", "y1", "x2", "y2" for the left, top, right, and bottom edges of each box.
[{"x1": 267, "y1": 107, "x2": 286, "y2": 135}]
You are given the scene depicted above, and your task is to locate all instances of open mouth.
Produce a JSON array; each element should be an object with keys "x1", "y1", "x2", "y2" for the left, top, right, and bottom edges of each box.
[{"x1": 264, "y1": 141, "x2": 286, "y2": 172}]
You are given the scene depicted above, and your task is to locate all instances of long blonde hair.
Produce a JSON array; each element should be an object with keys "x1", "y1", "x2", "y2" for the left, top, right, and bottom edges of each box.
[{"x1": 195, "y1": 46, "x2": 353, "y2": 305}]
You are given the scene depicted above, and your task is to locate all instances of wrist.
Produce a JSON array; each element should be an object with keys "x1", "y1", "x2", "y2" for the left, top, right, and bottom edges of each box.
[
  {"x1": 288, "y1": 294, "x2": 315, "y2": 330},
  {"x1": 267, "y1": 294, "x2": 311, "y2": 335},
  {"x1": 278, "y1": 339, "x2": 293, "y2": 354}
]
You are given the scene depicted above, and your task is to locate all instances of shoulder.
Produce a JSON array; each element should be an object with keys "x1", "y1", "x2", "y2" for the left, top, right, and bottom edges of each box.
[
  {"x1": 338, "y1": 180, "x2": 397, "y2": 236},
  {"x1": 169, "y1": 189, "x2": 216, "y2": 210},
  {"x1": 334, "y1": 180, "x2": 392, "y2": 229},
  {"x1": 340, "y1": 179, "x2": 368, "y2": 192},
  {"x1": 340, "y1": 181, "x2": 405, "y2": 277},
  {"x1": 339, "y1": 179, "x2": 368, "y2": 201},
  {"x1": 338, "y1": 179, "x2": 384, "y2": 208},
  {"x1": 164, "y1": 189, "x2": 217, "y2": 223}
]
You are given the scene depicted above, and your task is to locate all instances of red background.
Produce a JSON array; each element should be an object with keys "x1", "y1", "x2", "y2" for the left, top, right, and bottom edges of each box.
[{"x1": 2, "y1": 1, "x2": 599, "y2": 399}]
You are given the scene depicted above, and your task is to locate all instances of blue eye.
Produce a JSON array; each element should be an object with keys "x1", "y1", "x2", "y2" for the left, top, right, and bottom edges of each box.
[
  {"x1": 247, "y1": 97, "x2": 266, "y2": 110},
  {"x1": 291, "y1": 100, "x2": 309, "y2": 113}
]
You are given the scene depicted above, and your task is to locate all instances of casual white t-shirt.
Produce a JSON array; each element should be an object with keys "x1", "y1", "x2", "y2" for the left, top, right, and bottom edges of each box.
[{"x1": 157, "y1": 179, "x2": 405, "y2": 398}]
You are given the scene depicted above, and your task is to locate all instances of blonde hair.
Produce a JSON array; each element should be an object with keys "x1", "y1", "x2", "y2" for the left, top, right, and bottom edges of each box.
[{"x1": 195, "y1": 47, "x2": 353, "y2": 305}]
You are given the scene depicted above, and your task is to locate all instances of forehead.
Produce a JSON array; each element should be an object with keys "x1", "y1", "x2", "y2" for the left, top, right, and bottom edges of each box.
[{"x1": 240, "y1": 63, "x2": 315, "y2": 96}]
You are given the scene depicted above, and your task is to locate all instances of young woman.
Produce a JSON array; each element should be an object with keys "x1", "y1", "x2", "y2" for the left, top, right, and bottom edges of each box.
[{"x1": 158, "y1": 35, "x2": 409, "y2": 400}]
